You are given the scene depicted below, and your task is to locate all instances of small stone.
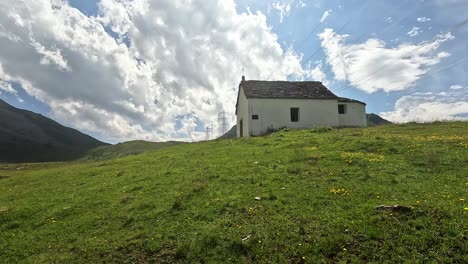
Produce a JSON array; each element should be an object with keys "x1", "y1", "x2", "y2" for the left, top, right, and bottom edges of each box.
[
  {"x1": 120, "y1": 194, "x2": 132, "y2": 203},
  {"x1": 255, "y1": 197, "x2": 262, "y2": 201},
  {"x1": 281, "y1": 187, "x2": 286, "y2": 190},
  {"x1": 375, "y1": 204, "x2": 413, "y2": 212}
]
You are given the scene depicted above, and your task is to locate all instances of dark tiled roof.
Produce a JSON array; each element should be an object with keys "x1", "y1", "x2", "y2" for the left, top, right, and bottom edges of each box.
[
  {"x1": 338, "y1": 97, "x2": 366, "y2": 105},
  {"x1": 241, "y1": 81, "x2": 338, "y2": 99}
]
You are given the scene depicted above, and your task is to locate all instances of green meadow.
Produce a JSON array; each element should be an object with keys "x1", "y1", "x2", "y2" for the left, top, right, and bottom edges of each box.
[{"x1": 1, "y1": 122, "x2": 467, "y2": 263}]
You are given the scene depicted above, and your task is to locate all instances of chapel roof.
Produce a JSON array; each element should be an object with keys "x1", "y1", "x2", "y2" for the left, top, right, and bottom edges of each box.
[
  {"x1": 240, "y1": 80, "x2": 338, "y2": 99},
  {"x1": 235, "y1": 78, "x2": 366, "y2": 114}
]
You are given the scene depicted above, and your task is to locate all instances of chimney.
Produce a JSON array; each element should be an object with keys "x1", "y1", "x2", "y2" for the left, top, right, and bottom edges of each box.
[{"x1": 241, "y1": 75, "x2": 245, "y2": 82}]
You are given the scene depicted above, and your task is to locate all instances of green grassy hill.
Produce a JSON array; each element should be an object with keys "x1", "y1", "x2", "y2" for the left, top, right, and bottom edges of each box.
[
  {"x1": 80, "y1": 140, "x2": 184, "y2": 161},
  {"x1": 0, "y1": 122, "x2": 467, "y2": 263}
]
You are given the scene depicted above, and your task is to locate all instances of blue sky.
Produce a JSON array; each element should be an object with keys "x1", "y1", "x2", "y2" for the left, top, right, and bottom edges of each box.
[{"x1": 0, "y1": 0, "x2": 467, "y2": 143}]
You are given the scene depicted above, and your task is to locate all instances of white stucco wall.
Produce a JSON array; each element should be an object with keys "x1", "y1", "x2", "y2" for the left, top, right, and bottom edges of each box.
[
  {"x1": 236, "y1": 88, "x2": 249, "y2": 137},
  {"x1": 248, "y1": 98, "x2": 341, "y2": 136},
  {"x1": 338, "y1": 102, "x2": 367, "y2": 127}
]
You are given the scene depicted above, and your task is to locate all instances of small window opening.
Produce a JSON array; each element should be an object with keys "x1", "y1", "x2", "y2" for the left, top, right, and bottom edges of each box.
[
  {"x1": 338, "y1": 104, "x2": 347, "y2": 114},
  {"x1": 252, "y1": 114, "x2": 259, "y2": 120},
  {"x1": 290, "y1": 108, "x2": 299, "y2": 122}
]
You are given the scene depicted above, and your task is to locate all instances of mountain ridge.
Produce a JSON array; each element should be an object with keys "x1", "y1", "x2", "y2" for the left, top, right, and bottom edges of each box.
[
  {"x1": 0, "y1": 99, "x2": 108, "y2": 163},
  {"x1": 366, "y1": 113, "x2": 392, "y2": 126}
]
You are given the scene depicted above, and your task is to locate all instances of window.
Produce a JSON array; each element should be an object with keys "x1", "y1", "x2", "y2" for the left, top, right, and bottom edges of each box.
[
  {"x1": 338, "y1": 104, "x2": 347, "y2": 114},
  {"x1": 290, "y1": 108, "x2": 299, "y2": 122},
  {"x1": 252, "y1": 114, "x2": 259, "y2": 120}
]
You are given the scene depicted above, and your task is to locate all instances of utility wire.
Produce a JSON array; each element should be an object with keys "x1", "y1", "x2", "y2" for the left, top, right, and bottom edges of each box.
[
  {"x1": 301, "y1": 20, "x2": 351, "y2": 67},
  {"x1": 321, "y1": 0, "x2": 420, "y2": 77},
  {"x1": 264, "y1": 0, "x2": 370, "y2": 81},
  {"x1": 264, "y1": 15, "x2": 322, "y2": 81},
  {"x1": 296, "y1": 21, "x2": 324, "y2": 51},
  {"x1": 334, "y1": 17, "x2": 468, "y2": 94},
  {"x1": 301, "y1": 0, "x2": 371, "y2": 68},
  {"x1": 418, "y1": 57, "x2": 468, "y2": 80}
]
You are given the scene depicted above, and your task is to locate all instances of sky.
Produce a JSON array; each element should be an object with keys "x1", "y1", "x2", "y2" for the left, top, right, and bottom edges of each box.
[{"x1": 0, "y1": 0, "x2": 467, "y2": 143}]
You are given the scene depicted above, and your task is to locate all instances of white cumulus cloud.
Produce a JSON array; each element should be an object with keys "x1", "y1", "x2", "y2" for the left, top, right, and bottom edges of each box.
[
  {"x1": 269, "y1": 0, "x2": 307, "y2": 23},
  {"x1": 318, "y1": 28, "x2": 453, "y2": 93},
  {"x1": 450, "y1": 84, "x2": 464, "y2": 90},
  {"x1": 380, "y1": 94, "x2": 468, "y2": 122},
  {"x1": 407, "y1": 27, "x2": 421, "y2": 37},
  {"x1": 0, "y1": 0, "x2": 315, "y2": 142},
  {"x1": 269, "y1": 1, "x2": 292, "y2": 23},
  {"x1": 320, "y1": 10, "x2": 332, "y2": 23},
  {"x1": 417, "y1": 17, "x2": 431, "y2": 22},
  {"x1": 30, "y1": 40, "x2": 71, "y2": 72},
  {"x1": 0, "y1": 65, "x2": 17, "y2": 94},
  {"x1": 296, "y1": 1, "x2": 307, "y2": 8}
]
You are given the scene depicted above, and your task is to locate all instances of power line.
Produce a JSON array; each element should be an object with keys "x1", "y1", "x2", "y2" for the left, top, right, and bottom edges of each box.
[
  {"x1": 264, "y1": 0, "x2": 370, "y2": 81},
  {"x1": 321, "y1": 0, "x2": 420, "y2": 77},
  {"x1": 295, "y1": 21, "x2": 324, "y2": 51},
  {"x1": 301, "y1": 0, "x2": 371, "y2": 68},
  {"x1": 263, "y1": 18, "x2": 326, "y2": 81},
  {"x1": 301, "y1": 20, "x2": 352, "y2": 68},
  {"x1": 411, "y1": 58, "x2": 468, "y2": 123},
  {"x1": 334, "y1": 17, "x2": 468, "y2": 94},
  {"x1": 418, "y1": 57, "x2": 468, "y2": 80}
]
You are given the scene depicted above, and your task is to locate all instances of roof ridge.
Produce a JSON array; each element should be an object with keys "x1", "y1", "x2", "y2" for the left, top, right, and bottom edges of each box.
[{"x1": 244, "y1": 80, "x2": 322, "y2": 83}]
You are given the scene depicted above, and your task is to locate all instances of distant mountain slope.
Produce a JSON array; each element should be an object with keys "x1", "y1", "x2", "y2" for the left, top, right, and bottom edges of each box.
[
  {"x1": 366, "y1": 113, "x2": 392, "y2": 126},
  {"x1": 219, "y1": 125, "x2": 237, "y2": 139},
  {"x1": 0, "y1": 99, "x2": 108, "y2": 163},
  {"x1": 80, "y1": 140, "x2": 184, "y2": 161}
]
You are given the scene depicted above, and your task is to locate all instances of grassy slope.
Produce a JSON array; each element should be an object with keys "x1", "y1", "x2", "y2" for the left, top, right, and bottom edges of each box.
[
  {"x1": 80, "y1": 140, "x2": 184, "y2": 162},
  {"x1": 0, "y1": 122, "x2": 467, "y2": 263}
]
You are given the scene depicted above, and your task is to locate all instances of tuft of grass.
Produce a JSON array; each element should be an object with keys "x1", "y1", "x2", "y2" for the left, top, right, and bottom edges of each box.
[
  {"x1": 171, "y1": 199, "x2": 184, "y2": 211},
  {"x1": 310, "y1": 126, "x2": 334, "y2": 133},
  {"x1": 120, "y1": 194, "x2": 133, "y2": 204}
]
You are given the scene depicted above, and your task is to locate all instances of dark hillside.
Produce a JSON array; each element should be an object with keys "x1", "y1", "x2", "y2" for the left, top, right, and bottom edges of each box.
[
  {"x1": 366, "y1": 113, "x2": 392, "y2": 126},
  {"x1": 219, "y1": 125, "x2": 237, "y2": 139},
  {"x1": 0, "y1": 99, "x2": 107, "y2": 163}
]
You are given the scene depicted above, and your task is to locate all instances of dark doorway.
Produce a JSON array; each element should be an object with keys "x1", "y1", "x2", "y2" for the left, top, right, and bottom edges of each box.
[
  {"x1": 240, "y1": 119, "x2": 243, "y2": 137},
  {"x1": 290, "y1": 108, "x2": 299, "y2": 122}
]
